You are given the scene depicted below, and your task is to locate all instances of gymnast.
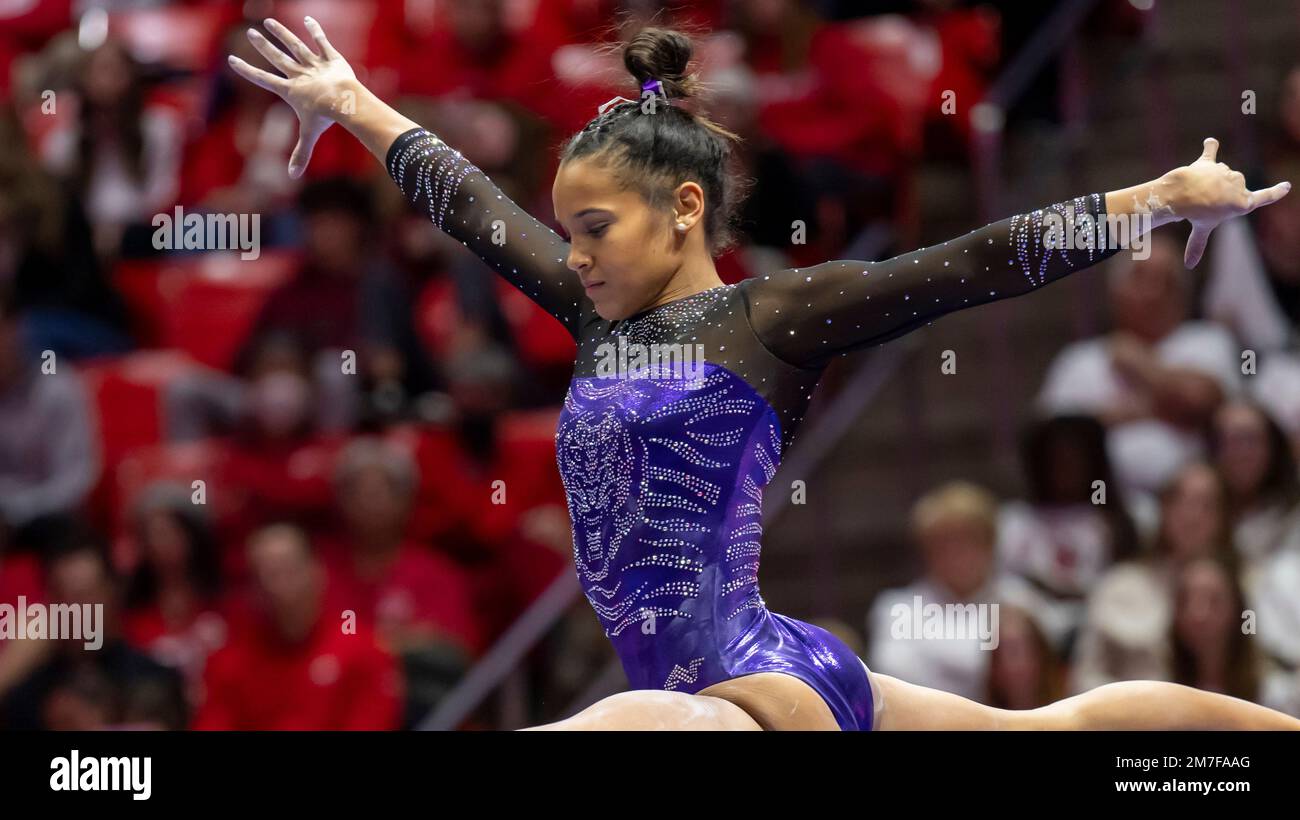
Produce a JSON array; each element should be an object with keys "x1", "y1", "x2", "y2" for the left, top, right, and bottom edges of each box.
[{"x1": 228, "y1": 17, "x2": 1299, "y2": 730}]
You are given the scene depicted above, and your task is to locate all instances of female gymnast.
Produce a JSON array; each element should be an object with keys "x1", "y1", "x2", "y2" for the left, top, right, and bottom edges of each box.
[{"x1": 229, "y1": 18, "x2": 1300, "y2": 730}]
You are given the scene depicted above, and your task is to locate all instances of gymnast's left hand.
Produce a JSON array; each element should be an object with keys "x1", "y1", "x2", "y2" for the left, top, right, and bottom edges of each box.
[
  {"x1": 1159, "y1": 138, "x2": 1291, "y2": 267},
  {"x1": 227, "y1": 16, "x2": 357, "y2": 179}
]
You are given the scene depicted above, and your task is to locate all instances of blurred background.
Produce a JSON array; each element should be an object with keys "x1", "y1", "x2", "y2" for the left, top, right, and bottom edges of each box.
[{"x1": 0, "y1": 0, "x2": 1298, "y2": 730}]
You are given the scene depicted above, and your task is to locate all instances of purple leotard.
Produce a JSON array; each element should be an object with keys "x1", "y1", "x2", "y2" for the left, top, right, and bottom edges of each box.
[{"x1": 387, "y1": 127, "x2": 1119, "y2": 730}]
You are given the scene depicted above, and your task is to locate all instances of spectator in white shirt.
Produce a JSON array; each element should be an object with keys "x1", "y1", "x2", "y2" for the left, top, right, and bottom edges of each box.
[
  {"x1": 1169, "y1": 555, "x2": 1295, "y2": 713},
  {"x1": 867, "y1": 481, "x2": 1042, "y2": 702},
  {"x1": 1038, "y1": 233, "x2": 1241, "y2": 494},
  {"x1": 996, "y1": 414, "x2": 1141, "y2": 652},
  {"x1": 984, "y1": 604, "x2": 1066, "y2": 710},
  {"x1": 1210, "y1": 401, "x2": 1300, "y2": 569},
  {"x1": 0, "y1": 289, "x2": 98, "y2": 533},
  {"x1": 1210, "y1": 403, "x2": 1300, "y2": 674},
  {"x1": 1253, "y1": 547, "x2": 1300, "y2": 673},
  {"x1": 1069, "y1": 462, "x2": 1235, "y2": 694},
  {"x1": 39, "y1": 37, "x2": 182, "y2": 262}
]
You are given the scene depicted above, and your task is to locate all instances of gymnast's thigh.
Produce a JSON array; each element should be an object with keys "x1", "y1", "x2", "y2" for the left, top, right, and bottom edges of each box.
[
  {"x1": 697, "y1": 672, "x2": 841, "y2": 731},
  {"x1": 869, "y1": 672, "x2": 1014, "y2": 730},
  {"x1": 520, "y1": 689, "x2": 765, "y2": 730}
]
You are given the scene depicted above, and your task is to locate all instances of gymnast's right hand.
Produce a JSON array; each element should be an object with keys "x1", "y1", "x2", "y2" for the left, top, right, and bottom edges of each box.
[{"x1": 227, "y1": 16, "x2": 356, "y2": 179}]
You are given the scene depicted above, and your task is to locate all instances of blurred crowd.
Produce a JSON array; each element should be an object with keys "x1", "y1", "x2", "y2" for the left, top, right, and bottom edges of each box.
[
  {"x1": 0, "y1": 0, "x2": 1295, "y2": 730},
  {"x1": 862, "y1": 207, "x2": 1300, "y2": 715}
]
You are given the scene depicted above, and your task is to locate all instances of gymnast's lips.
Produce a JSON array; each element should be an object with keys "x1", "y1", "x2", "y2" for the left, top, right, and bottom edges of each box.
[{"x1": 583, "y1": 280, "x2": 605, "y2": 291}]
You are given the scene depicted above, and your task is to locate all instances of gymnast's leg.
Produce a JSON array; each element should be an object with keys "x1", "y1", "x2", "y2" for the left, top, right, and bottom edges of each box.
[
  {"x1": 872, "y1": 673, "x2": 1300, "y2": 730},
  {"x1": 519, "y1": 689, "x2": 765, "y2": 730}
]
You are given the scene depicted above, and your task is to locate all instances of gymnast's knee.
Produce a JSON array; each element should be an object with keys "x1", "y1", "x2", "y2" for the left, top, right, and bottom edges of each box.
[
  {"x1": 526, "y1": 689, "x2": 764, "y2": 730},
  {"x1": 1001, "y1": 691, "x2": 1095, "y2": 731},
  {"x1": 621, "y1": 690, "x2": 765, "y2": 730}
]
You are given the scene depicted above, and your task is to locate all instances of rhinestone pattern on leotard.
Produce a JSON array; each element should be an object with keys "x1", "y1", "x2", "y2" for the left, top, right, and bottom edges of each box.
[
  {"x1": 387, "y1": 128, "x2": 586, "y2": 337},
  {"x1": 1007, "y1": 194, "x2": 1107, "y2": 287},
  {"x1": 555, "y1": 362, "x2": 781, "y2": 643}
]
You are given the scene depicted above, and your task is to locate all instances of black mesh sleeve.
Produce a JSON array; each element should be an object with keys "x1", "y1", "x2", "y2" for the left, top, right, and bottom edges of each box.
[
  {"x1": 744, "y1": 193, "x2": 1121, "y2": 370},
  {"x1": 385, "y1": 127, "x2": 586, "y2": 340}
]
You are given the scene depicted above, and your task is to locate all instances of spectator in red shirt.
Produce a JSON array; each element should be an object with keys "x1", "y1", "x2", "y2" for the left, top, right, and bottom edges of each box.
[
  {"x1": 409, "y1": 345, "x2": 570, "y2": 641},
  {"x1": 237, "y1": 175, "x2": 440, "y2": 429},
  {"x1": 321, "y1": 438, "x2": 482, "y2": 725},
  {"x1": 122, "y1": 484, "x2": 228, "y2": 708},
  {"x1": 324, "y1": 438, "x2": 482, "y2": 653},
  {"x1": 212, "y1": 334, "x2": 345, "y2": 574},
  {"x1": 195, "y1": 523, "x2": 403, "y2": 730},
  {"x1": 1, "y1": 537, "x2": 187, "y2": 730}
]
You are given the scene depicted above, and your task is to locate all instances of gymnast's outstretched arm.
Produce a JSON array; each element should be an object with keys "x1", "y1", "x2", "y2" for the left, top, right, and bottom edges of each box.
[
  {"x1": 228, "y1": 17, "x2": 1290, "y2": 364},
  {"x1": 743, "y1": 141, "x2": 1291, "y2": 370},
  {"x1": 228, "y1": 16, "x2": 585, "y2": 339}
]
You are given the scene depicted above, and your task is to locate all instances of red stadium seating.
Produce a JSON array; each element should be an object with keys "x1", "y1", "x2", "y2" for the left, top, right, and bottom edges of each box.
[
  {"x1": 494, "y1": 278, "x2": 578, "y2": 370},
  {"x1": 79, "y1": 351, "x2": 230, "y2": 532},
  {"x1": 115, "y1": 251, "x2": 300, "y2": 370},
  {"x1": 412, "y1": 277, "x2": 458, "y2": 361},
  {"x1": 414, "y1": 276, "x2": 577, "y2": 370}
]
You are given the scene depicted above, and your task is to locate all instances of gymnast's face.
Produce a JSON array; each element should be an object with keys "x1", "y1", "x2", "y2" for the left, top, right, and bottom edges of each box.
[{"x1": 553, "y1": 156, "x2": 704, "y2": 321}]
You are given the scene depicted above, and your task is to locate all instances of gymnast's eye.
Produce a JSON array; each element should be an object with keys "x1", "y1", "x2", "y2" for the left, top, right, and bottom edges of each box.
[{"x1": 589, "y1": 225, "x2": 608, "y2": 238}]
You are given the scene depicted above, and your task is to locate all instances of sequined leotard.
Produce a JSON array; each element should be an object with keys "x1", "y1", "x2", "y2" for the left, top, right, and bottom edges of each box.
[{"x1": 387, "y1": 127, "x2": 1120, "y2": 730}]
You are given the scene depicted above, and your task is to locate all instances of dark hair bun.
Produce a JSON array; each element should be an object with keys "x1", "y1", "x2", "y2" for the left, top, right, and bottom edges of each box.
[{"x1": 623, "y1": 27, "x2": 699, "y2": 100}]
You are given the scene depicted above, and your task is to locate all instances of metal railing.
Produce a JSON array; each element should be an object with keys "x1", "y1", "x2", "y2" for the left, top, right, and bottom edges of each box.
[{"x1": 969, "y1": 0, "x2": 1104, "y2": 469}]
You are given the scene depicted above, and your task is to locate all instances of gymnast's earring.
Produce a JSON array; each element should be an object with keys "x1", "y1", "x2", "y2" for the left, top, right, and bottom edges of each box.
[{"x1": 675, "y1": 222, "x2": 687, "y2": 232}]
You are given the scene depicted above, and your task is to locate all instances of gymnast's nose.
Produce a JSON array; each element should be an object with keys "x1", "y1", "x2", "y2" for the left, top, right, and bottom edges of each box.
[{"x1": 567, "y1": 244, "x2": 592, "y2": 275}]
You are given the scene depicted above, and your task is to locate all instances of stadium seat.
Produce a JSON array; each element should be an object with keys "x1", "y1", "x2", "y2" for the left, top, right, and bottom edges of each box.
[
  {"x1": 115, "y1": 250, "x2": 300, "y2": 370},
  {"x1": 494, "y1": 279, "x2": 577, "y2": 370},
  {"x1": 79, "y1": 350, "x2": 224, "y2": 527}
]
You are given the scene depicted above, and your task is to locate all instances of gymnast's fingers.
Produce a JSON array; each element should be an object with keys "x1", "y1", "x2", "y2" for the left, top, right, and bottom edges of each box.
[
  {"x1": 1246, "y1": 180, "x2": 1293, "y2": 213},
  {"x1": 227, "y1": 55, "x2": 288, "y2": 95},
  {"x1": 263, "y1": 17, "x2": 318, "y2": 65},
  {"x1": 1198, "y1": 136, "x2": 1219, "y2": 164},
  {"x1": 1184, "y1": 223, "x2": 1211, "y2": 269},
  {"x1": 288, "y1": 124, "x2": 324, "y2": 180},
  {"x1": 246, "y1": 28, "x2": 299, "y2": 77},
  {"x1": 304, "y1": 16, "x2": 341, "y2": 62}
]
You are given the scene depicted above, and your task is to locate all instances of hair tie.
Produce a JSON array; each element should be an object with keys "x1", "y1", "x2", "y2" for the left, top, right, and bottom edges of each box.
[{"x1": 595, "y1": 78, "x2": 671, "y2": 115}]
